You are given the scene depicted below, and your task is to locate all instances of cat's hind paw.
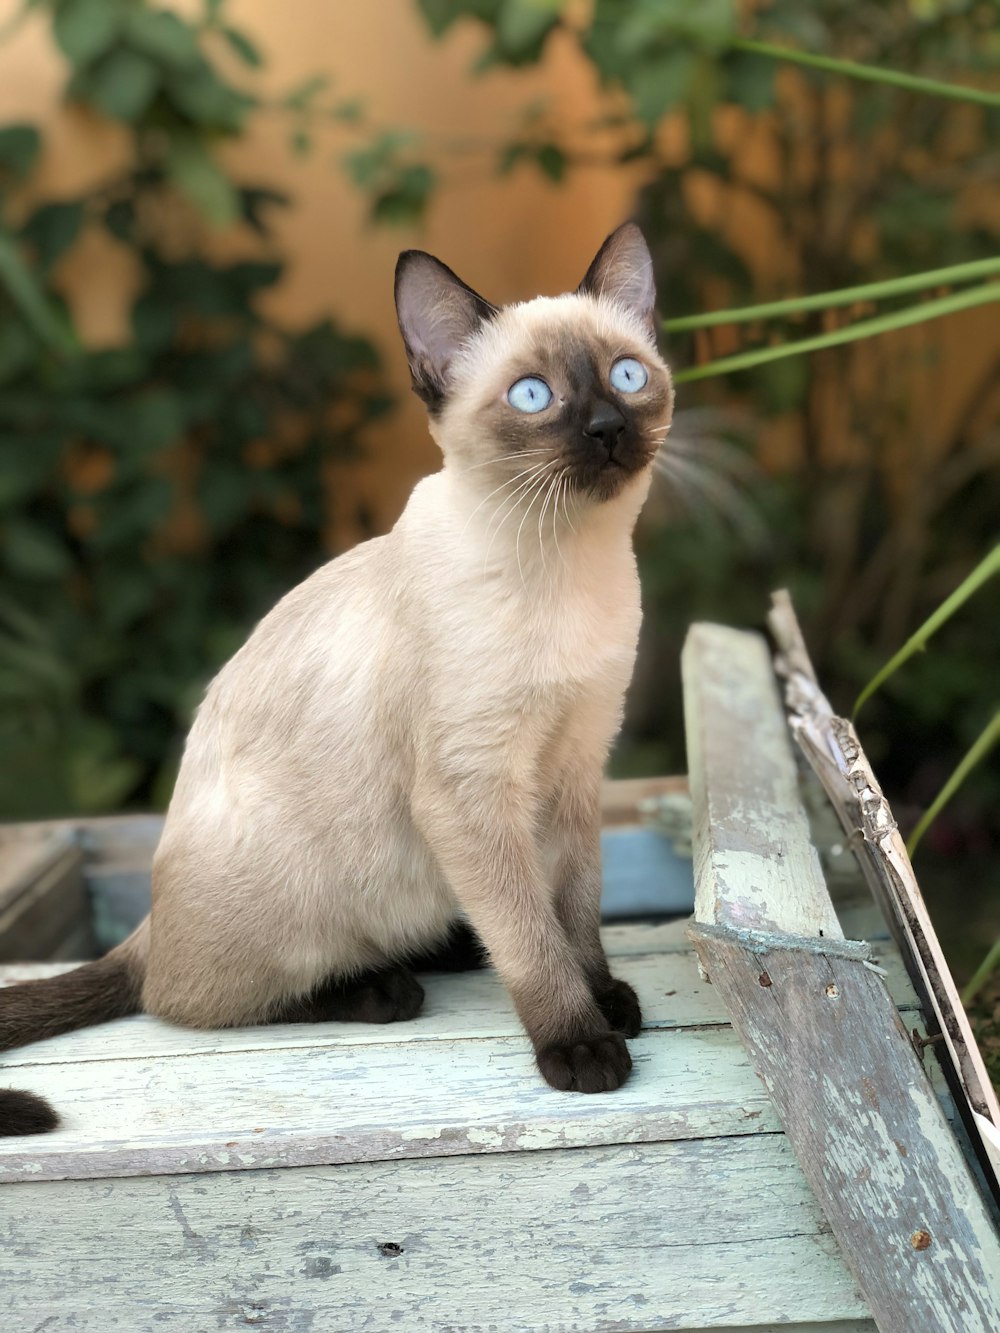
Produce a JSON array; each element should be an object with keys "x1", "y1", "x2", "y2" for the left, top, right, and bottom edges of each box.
[{"x1": 595, "y1": 978, "x2": 642, "y2": 1038}]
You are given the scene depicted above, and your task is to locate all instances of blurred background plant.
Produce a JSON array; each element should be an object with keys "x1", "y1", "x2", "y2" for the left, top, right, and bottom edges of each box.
[
  {"x1": 0, "y1": 0, "x2": 997, "y2": 1031},
  {"x1": 0, "y1": 0, "x2": 390, "y2": 815}
]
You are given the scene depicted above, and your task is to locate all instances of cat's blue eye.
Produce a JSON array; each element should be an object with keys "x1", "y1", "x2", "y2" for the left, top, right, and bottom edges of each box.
[
  {"x1": 609, "y1": 358, "x2": 648, "y2": 394},
  {"x1": 507, "y1": 377, "x2": 553, "y2": 414}
]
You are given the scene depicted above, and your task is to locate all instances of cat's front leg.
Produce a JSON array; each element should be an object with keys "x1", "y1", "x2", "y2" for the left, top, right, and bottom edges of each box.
[
  {"x1": 413, "y1": 779, "x2": 633, "y2": 1093},
  {"x1": 549, "y1": 777, "x2": 643, "y2": 1040}
]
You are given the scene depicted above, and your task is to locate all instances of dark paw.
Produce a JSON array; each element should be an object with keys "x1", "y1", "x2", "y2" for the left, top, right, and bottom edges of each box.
[
  {"x1": 346, "y1": 968, "x2": 425, "y2": 1024},
  {"x1": 595, "y1": 978, "x2": 642, "y2": 1038},
  {"x1": 301, "y1": 967, "x2": 425, "y2": 1024},
  {"x1": 536, "y1": 1031, "x2": 632, "y2": 1094}
]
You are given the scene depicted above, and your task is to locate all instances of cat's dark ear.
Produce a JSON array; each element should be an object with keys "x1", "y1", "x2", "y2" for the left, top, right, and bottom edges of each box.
[
  {"x1": 394, "y1": 251, "x2": 497, "y2": 412},
  {"x1": 577, "y1": 223, "x2": 656, "y2": 338}
]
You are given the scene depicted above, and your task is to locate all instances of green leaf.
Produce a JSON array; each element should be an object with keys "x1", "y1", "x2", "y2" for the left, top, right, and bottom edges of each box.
[
  {"x1": 103, "y1": 197, "x2": 135, "y2": 240},
  {"x1": 0, "y1": 124, "x2": 40, "y2": 180},
  {"x1": 53, "y1": 0, "x2": 122, "y2": 65},
  {"x1": 0, "y1": 230, "x2": 79, "y2": 353},
  {"x1": 330, "y1": 97, "x2": 364, "y2": 123},
  {"x1": 21, "y1": 200, "x2": 85, "y2": 269},
  {"x1": 87, "y1": 48, "x2": 160, "y2": 121},
  {"x1": 534, "y1": 141, "x2": 565, "y2": 181},
  {"x1": 282, "y1": 73, "x2": 330, "y2": 111},
  {"x1": 166, "y1": 134, "x2": 240, "y2": 226},
  {"x1": 495, "y1": 0, "x2": 561, "y2": 60},
  {"x1": 418, "y1": 0, "x2": 493, "y2": 38},
  {"x1": 125, "y1": 8, "x2": 201, "y2": 68},
  {"x1": 907, "y1": 709, "x2": 1000, "y2": 859},
  {"x1": 0, "y1": 321, "x2": 33, "y2": 385},
  {"x1": 167, "y1": 62, "x2": 253, "y2": 130},
  {"x1": 854, "y1": 546, "x2": 1000, "y2": 716},
  {"x1": 221, "y1": 24, "x2": 262, "y2": 67},
  {"x1": 1, "y1": 519, "x2": 72, "y2": 579},
  {"x1": 371, "y1": 163, "x2": 436, "y2": 225},
  {"x1": 631, "y1": 51, "x2": 693, "y2": 123}
]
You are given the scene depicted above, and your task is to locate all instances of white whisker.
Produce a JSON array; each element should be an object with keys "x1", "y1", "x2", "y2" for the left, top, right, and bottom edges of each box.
[
  {"x1": 513, "y1": 470, "x2": 552, "y2": 588},
  {"x1": 460, "y1": 458, "x2": 551, "y2": 540}
]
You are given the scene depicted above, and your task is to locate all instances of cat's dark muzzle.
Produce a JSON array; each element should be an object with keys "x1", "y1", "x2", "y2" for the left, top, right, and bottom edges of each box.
[{"x1": 569, "y1": 432, "x2": 652, "y2": 500}]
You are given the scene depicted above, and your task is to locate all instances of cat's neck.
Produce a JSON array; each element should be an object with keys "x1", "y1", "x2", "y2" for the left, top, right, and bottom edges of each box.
[{"x1": 400, "y1": 465, "x2": 647, "y2": 594}]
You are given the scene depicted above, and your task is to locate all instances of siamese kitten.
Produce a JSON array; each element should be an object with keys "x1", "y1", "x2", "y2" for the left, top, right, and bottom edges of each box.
[{"x1": 0, "y1": 223, "x2": 673, "y2": 1136}]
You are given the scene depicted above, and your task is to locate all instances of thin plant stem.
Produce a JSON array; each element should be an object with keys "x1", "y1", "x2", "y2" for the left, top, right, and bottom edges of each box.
[
  {"x1": 907, "y1": 710, "x2": 1000, "y2": 859},
  {"x1": 663, "y1": 258, "x2": 1000, "y2": 333},
  {"x1": 854, "y1": 546, "x2": 1000, "y2": 717},
  {"x1": 672, "y1": 284, "x2": 1000, "y2": 385},
  {"x1": 732, "y1": 38, "x2": 1000, "y2": 109},
  {"x1": 963, "y1": 937, "x2": 1000, "y2": 1008}
]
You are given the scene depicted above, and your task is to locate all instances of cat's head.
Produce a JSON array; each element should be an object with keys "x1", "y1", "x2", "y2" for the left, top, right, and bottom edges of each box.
[{"x1": 394, "y1": 224, "x2": 673, "y2": 506}]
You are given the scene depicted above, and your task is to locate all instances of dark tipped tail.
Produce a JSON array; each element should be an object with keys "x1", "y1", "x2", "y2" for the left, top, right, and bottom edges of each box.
[
  {"x1": 1, "y1": 927, "x2": 146, "y2": 1138},
  {"x1": 0, "y1": 1088, "x2": 59, "y2": 1135}
]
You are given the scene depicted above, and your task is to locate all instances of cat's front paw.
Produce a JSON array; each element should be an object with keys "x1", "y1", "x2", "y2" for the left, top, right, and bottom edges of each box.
[
  {"x1": 595, "y1": 978, "x2": 642, "y2": 1038},
  {"x1": 536, "y1": 1031, "x2": 632, "y2": 1094}
]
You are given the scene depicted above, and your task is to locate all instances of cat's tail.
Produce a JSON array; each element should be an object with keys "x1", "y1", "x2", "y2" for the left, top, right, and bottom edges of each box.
[{"x1": 0, "y1": 920, "x2": 148, "y2": 1137}]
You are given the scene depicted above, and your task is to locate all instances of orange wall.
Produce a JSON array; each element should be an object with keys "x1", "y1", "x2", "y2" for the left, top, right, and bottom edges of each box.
[
  {"x1": 1, "y1": 1, "x2": 995, "y2": 544},
  {"x1": 0, "y1": 0, "x2": 643, "y2": 542}
]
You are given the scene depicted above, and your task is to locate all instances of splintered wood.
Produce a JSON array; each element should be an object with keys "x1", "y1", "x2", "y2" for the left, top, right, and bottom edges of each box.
[
  {"x1": 683, "y1": 616, "x2": 1000, "y2": 1333},
  {"x1": 768, "y1": 589, "x2": 1000, "y2": 1177}
]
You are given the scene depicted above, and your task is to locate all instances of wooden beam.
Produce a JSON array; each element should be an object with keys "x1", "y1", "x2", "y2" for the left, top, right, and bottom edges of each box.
[
  {"x1": 690, "y1": 924, "x2": 1000, "y2": 1333},
  {"x1": 682, "y1": 622, "x2": 842, "y2": 939},
  {"x1": 768, "y1": 589, "x2": 1000, "y2": 1189},
  {"x1": 0, "y1": 826, "x2": 92, "y2": 962},
  {"x1": 682, "y1": 614, "x2": 1000, "y2": 1332}
]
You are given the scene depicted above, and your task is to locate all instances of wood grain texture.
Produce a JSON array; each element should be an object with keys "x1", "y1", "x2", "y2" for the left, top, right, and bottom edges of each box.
[
  {"x1": 0, "y1": 945, "x2": 916, "y2": 1066},
  {"x1": 0, "y1": 826, "x2": 92, "y2": 962},
  {"x1": 682, "y1": 624, "x2": 842, "y2": 940},
  {"x1": 769, "y1": 589, "x2": 1000, "y2": 1177},
  {"x1": 689, "y1": 926, "x2": 1000, "y2": 1333},
  {"x1": 0, "y1": 1136, "x2": 872, "y2": 1332},
  {"x1": 0, "y1": 1021, "x2": 782, "y2": 1184}
]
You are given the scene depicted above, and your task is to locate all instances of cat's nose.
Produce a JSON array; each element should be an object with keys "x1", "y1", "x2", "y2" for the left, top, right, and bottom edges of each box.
[{"x1": 584, "y1": 400, "x2": 626, "y2": 457}]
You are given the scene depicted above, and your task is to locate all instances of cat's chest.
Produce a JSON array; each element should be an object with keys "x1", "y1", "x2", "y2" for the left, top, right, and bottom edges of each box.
[{"x1": 460, "y1": 569, "x2": 640, "y2": 692}]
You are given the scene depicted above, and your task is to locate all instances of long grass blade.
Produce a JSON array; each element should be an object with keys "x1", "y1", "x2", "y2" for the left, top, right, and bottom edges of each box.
[
  {"x1": 907, "y1": 709, "x2": 1000, "y2": 860},
  {"x1": 672, "y1": 284, "x2": 1000, "y2": 384},
  {"x1": 854, "y1": 546, "x2": 1000, "y2": 717},
  {"x1": 732, "y1": 38, "x2": 1000, "y2": 109},
  {"x1": 663, "y1": 258, "x2": 1000, "y2": 333},
  {"x1": 963, "y1": 936, "x2": 1000, "y2": 1008}
]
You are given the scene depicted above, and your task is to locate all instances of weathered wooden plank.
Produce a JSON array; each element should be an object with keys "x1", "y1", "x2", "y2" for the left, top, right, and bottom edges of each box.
[
  {"x1": 682, "y1": 623, "x2": 842, "y2": 940},
  {"x1": 0, "y1": 943, "x2": 917, "y2": 1066},
  {"x1": 0, "y1": 826, "x2": 92, "y2": 962},
  {"x1": 0, "y1": 1136, "x2": 872, "y2": 1331},
  {"x1": 769, "y1": 589, "x2": 1000, "y2": 1186},
  {"x1": 689, "y1": 926, "x2": 1000, "y2": 1333},
  {"x1": 0, "y1": 1023, "x2": 782, "y2": 1183}
]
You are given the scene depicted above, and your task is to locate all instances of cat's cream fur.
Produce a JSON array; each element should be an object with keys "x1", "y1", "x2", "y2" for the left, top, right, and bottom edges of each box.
[{"x1": 0, "y1": 224, "x2": 672, "y2": 1130}]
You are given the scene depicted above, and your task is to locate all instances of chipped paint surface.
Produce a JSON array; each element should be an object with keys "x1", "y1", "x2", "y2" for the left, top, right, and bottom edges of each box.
[
  {"x1": 683, "y1": 625, "x2": 843, "y2": 942},
  {"x1": 0, "y1": 1138, "x2": 873, "y2": 1331}
]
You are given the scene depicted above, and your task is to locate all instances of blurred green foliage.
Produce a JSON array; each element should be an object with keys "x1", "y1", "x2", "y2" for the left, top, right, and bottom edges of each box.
[
  {"x1": 393, "y1": 0, "x2": 1000, "y2": 857},
  {"x1": 0, "y1": 0, "x2": 391, "y2": 816}
]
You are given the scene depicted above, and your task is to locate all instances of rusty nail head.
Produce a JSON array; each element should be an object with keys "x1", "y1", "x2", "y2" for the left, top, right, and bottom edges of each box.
[
  {"x1": 910, "y1": 1229, "x2": 932, "y2": 1251},
  {"x1": 758, "y1": 971, "x2": 772, "y2": 988}
]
